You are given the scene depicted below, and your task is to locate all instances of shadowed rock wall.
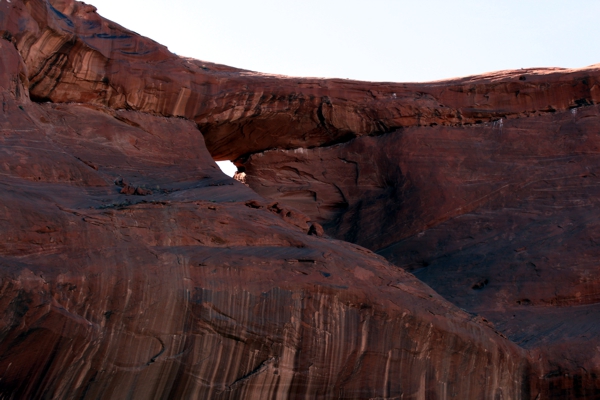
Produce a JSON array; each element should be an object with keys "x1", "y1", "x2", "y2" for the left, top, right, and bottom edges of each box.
[
  {"x1": 2, "y1": 0, "x2": 600, "y2": 398},
  {"x1": 242, "y1": 104, "x2": 600, "y2": 398},
  {"x1": 0, "y1": 1, "x2": 535, "y2": 399}
]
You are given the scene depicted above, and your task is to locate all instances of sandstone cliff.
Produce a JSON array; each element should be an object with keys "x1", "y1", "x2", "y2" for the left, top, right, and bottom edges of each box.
[{"x1": 1, "y1": 0, "x2": 599, "y2": 399}]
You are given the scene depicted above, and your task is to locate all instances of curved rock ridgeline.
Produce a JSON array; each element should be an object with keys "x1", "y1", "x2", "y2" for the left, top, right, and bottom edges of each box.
[
  {"x1": 0, "y1": 1, "x2": 538, "y2": 399},
  {"x1": 2, "y1": 0, "x2": 600, "y2": 160},
  {"x1": 2, "y1": 0, "x2": 600, "y2": 398},
  {"x1": 0, "y1": 64, "x2": 529, "y2": 397},
  {"x1": 239, "y1": 61, "x2": 600, "y2": 400}
]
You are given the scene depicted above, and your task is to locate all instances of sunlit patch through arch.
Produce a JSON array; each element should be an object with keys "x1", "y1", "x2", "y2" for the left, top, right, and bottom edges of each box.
[{"x1": 216, "y1": 160, "x2": 237, "y2": 177}]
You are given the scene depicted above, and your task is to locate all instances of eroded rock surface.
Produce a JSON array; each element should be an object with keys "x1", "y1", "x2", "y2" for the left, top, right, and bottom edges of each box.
[
  {"x1": 243, "y1": 105, "x2": 600, "y2": 397},
  {"x1": 0, "y1": 2, "x2": 537, "y2": 399},
  {"x1": 239, "y1": 69, "x2": 600, "y2": 400},
  {"x1": 2, "y1": 0, "x2": 600, "y2": 398},
  {"x1": 2, "y1": 0, "x2": 600, "y2": 161}
]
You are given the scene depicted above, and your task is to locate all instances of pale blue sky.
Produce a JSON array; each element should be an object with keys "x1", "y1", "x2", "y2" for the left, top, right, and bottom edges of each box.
[
  {"x1": 90, "y1": 1, "x2": 600, "y2": 175},
  {"x1": 92, "y1": 0, "x2": 599, "y2": 83}
]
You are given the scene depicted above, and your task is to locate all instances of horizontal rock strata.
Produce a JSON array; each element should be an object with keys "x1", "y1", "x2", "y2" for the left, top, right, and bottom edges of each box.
[
  {"x1": 2, "y1": 0, "x2": 600, "y2": 398},
  {"x1": 242, "y1": 103, "x2": 600, "y2": 396},
  {"x1": 0, "y1": 3, "x2": 533, "y2": 399},
  {"x1": 2, "y1": 0, "x2": 599, "y2": 160}
]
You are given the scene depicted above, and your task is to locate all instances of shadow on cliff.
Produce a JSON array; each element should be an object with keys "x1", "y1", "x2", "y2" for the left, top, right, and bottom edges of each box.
[{"x1": 2, "y1": 0, "x2": 600, "y2": 398}]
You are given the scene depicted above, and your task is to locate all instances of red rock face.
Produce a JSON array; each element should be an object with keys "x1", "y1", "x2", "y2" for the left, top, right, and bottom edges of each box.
[
  {"x1": 243, "y1": 92, "x2": 600, "y2": 398},
  {"x1": 0, "y1": 77, "x2": 529, "y2": 398},
  {"x1": 243, "y1": 104, "x2": 600, "y2": 395},
  {"x1": 2, "y1": 0, "x2": 600, "y2": 398},
  {"x1": 2, "y1": 0, "x2": 599, "y2": 161},
  {"x1": 0, "y1": 2, "x2": 533, "y2": 399}
]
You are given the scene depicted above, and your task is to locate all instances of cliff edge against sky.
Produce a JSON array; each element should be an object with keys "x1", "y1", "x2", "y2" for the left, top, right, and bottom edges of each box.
[{"x1": 1, "y1": 0, "x2": 600, "y2": 398}]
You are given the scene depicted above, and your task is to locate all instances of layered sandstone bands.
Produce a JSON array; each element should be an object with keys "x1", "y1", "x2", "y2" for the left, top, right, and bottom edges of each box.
[
  {"x1": 2, "y1": 0, "x2": 600, "y2": 398},
  {"x1": 238, "y1": 68, "x2": 600, "y2": 400},
  {"x1": 0, "y1": 45, "x2": 529, "y2": 398},
  {"x1": 0, "y1": 1, "x2": 537, "y2": 399},
  {"x1": 2, "y1": 0, "x2": 600, "y2": 161},
  {"x1": 237, "y1": 55, "x2": 600, "y2": 400}
]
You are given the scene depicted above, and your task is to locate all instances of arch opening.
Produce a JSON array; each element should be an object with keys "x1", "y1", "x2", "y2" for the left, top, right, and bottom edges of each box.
[{"x1": 216, "y1": 160, "x2": 237, "y2": 177}]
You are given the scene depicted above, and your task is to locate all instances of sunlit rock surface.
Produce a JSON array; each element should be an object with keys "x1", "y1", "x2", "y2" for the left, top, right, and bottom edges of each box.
[
  {"x1": 2, "y1": 0, "x2": 600, "y2": 398},
  {"x1": 0, "y1": 41, "x2": 527, "y2": 399},
  {"x1": 2, "y1": 0, "x2": 599, "y2": 161}
]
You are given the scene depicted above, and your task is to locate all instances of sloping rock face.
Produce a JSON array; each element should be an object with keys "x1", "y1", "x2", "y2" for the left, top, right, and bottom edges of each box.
[
  {"x1": 236, "y1": 63, "x2": 600, "y2": 399},
  {"x1": 0, "y1": 1, "x2": 539, "y2": 399},
  {"x1": 3, "y1": 0, "x2": 600, "y2": 398},
  {"x1": 243, "y1": 105, "x2": 600, "y2": 398}
]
